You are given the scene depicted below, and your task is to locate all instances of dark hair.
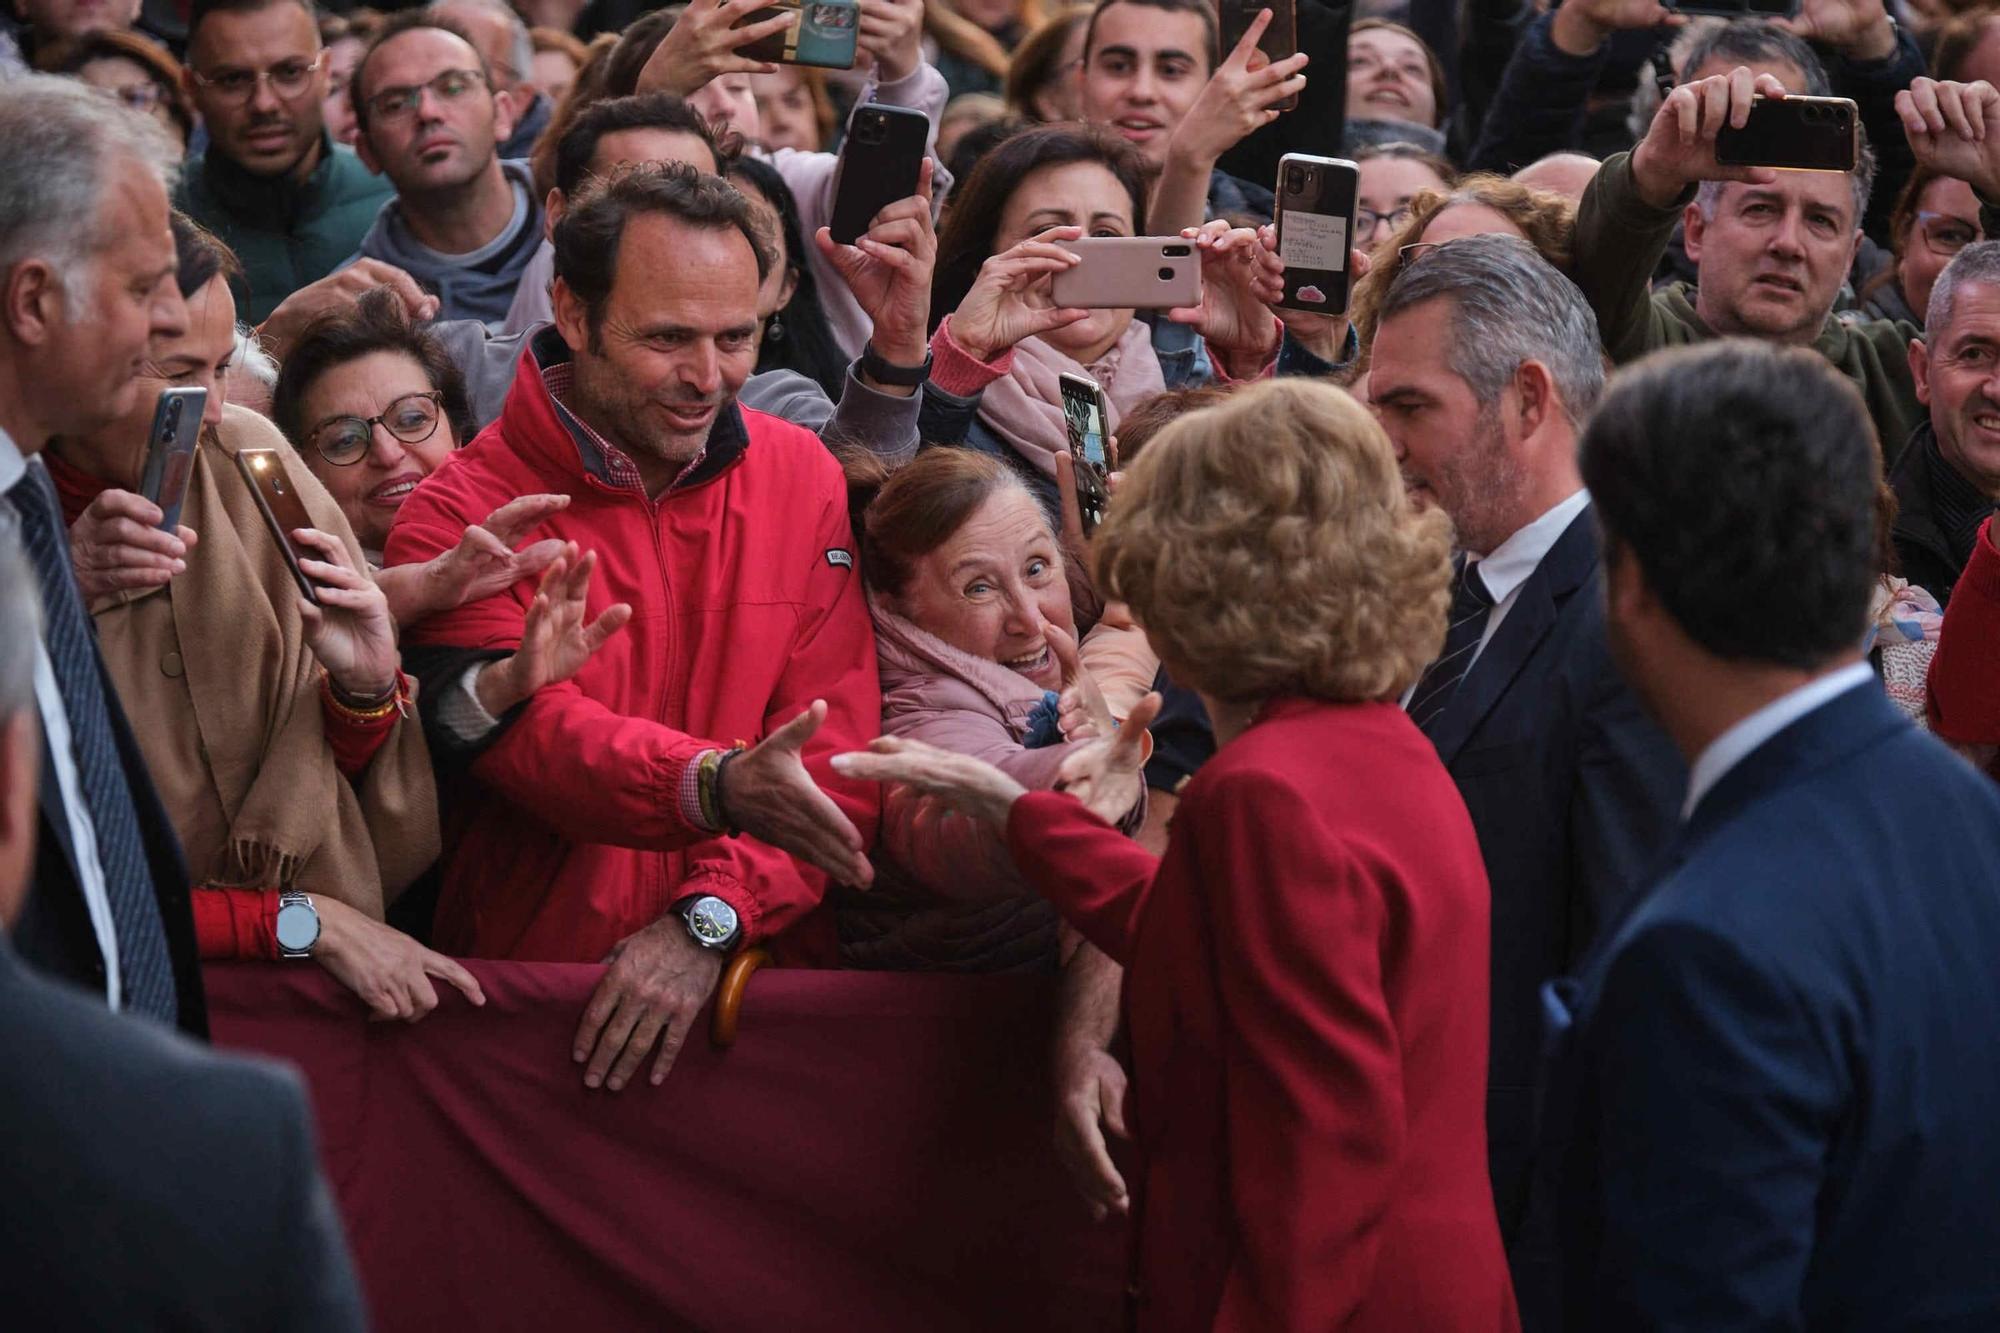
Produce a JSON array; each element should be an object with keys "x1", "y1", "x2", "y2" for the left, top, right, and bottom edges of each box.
[
  {"x1": 601, "y1": 7, "x2": 677, "y2": 98},
  {"x1": 1354, "y1": 140, "x2": 1458, "y2": 189},
  {"x1": 529, "y1": 29, "x2": 620, "y2": 197},
  {"x1": 1083, "y1": 0, "x2": 1216, "y2": 68},
  {"x1": 1931, "y1": 9, "x2": 1997, "y2": 85},
  {"x1": 944, "y1": 112, "x2": 1029, "y2": 197},
  {"x1": 170, "y1": 211, "x2": 242, "y2": 299},
  {"x1": 554, "y1": 161, "x2": 771, "y2": 340},
  {"x1": 350, "y1": 9, "x2": 489, "y2": 137},
  {"x1": 1114, "y1": 385, "x2": 1235, "y2": 464},
  {"x1": 1349, "y1": 19, "x2": 1449, "y2": 125},
  {"x1": 1579, "y1": 340, "x2": 1880, "y2": 669},
  {"x1": 932, "y1": 122, "x2": 1149, "y2": 331},
  {"x1": 1678, "y1": 17, "x2": 1830, "y2": 96},
  {"x1": 1004, "y1": 8, "x2": 1088, "y2": 119},
  {"x1": 727, "y1": 154, "x2": 848, "y2": 402},
  {"x1": 271, "y1": 286, "x2": 477, "y2": 457},
  {"x1": 188, "y1": 0, "x2": 320, "y2": 45},
  {"x1": 555, "y1": 92, "x2": 720, "y2": 196},
  {"x1": 843, "y1": 446, "x2": 1039, "y2": 596},
  {"x1": 49, "y1": 30, "x2": 196, "y2": 147}
]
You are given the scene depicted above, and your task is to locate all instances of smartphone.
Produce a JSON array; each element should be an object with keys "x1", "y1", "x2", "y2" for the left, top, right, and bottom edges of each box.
[
  {"x1": 1275, "y1": 154, "x2": 1359, "y2": 315},
  {"x1": 1058, "y1": 373, "x2": 1112, "y2": 536},
  {"x1": 828, "y1": 103, "x2": 929, "y2": 245},
  {"x1": 139, "y1": 386, "x2": 205, "y2": 534},
  {"x1": 1660, "y1": 0, "x2": 1798, "y2": 16},
  {"x1": 1050, "y1": 237, "x2": 1202, "y2": 310},
  {"x1": 1716, "y1": 96, "x2": 1858, "y2": 173},
  {"x1": 234, "y1": 448, "x2": 320, "y2": 606},
  {"x1": 1217, "y1": 0, "x2": 1297, "y2": 111},
  {"x1": 735, "y1": 0, "x2": 858, "y2": 69}
]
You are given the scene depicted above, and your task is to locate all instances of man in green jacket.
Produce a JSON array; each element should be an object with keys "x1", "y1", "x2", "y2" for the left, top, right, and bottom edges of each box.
[
  {"x1": 1570, "y1": 69, "x2": 2000, "y2": 469},
  {"x1": 176, "y1": 0, "x2": 393, "y2": 323}
]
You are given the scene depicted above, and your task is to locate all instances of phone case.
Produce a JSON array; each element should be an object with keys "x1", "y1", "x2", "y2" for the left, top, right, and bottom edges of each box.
[
  {"x1": 1050, "y1": 238, "x2": 1202, "y2": 310},
  {"x1": 1217, "y1": 0, "x2": 1298, "y2": 110},
  {"x1": 1275, "y1": 154, "x2": 1358, "y2": 316},
  {"x1": 737, "y1": 0, "x2": 858, "y2": 69},
  {"x1": 1715, "y1": 96, "x2": 1858, "y2": 173},
  {"x1": 139, "y1": 386, "x2": 205, "y2": 534},
  {"x1": 828, "y1": 104, "x2": 930, "y2": 244},
  {"x1": 235, "y1": 448, "x2": 320, "y2": 605},
  {"x1": 1059, "y1": 373, "x2": 1111, "y2": 535}
]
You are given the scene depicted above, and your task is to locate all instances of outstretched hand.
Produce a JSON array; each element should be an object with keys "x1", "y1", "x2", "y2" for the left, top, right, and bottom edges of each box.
[
  {"x1": 720, "y1": 700, "x2": 875, "y2": 886},
  {"x1": 1166, "y1": 9, "x2": 1308, "y2": 170},
  {"x1": 636, "y1": 0, "x2": 788, "y2": 96},
  {"x1": 475, "y1": 544, "x2": 633, "y2": 716},
  {"x1": 1050, "y1": 623, "x2": 1117, "y2": 742},
  {"x1": 832, "y1": 734, "x2": 1030, "y2": 829},
  {"x1": 1054, "y1": 691, "x2": 1159, "y2": 826},
  {"x1": 414, "y1": 493, "x2": 571, "y2": 622}
]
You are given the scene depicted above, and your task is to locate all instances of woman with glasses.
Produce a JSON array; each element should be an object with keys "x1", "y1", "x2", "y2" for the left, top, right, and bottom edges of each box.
[
  {"x1": 1354, "y1": 142, "x2": 1456, "y2": 255},
  {"x1": 50, "y1": 29, "x2": 195, "y2": 150},
  {"x1": 44, "y1": 213, "x2": 469, "y2": 1021},
  {"x1": 1860, "y1": 165, "x2": 1986, "y2": 328}
]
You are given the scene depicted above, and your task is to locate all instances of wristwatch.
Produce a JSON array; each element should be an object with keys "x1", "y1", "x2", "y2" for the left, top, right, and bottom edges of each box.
[
  {"x1": 674, "y1": 894, "x2": 742, "y2": 952},
  {"x1": 275, "y1": 891, "x2": 321, "y2": 958},
  {"x1": 859, "y1": 342, "x2": 933, "y2": 387}
]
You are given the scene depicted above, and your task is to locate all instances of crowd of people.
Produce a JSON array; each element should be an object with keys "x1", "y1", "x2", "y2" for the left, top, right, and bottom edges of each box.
[{"x1": 1, "y1": 0, "x2": 1998, "y2": 1325}]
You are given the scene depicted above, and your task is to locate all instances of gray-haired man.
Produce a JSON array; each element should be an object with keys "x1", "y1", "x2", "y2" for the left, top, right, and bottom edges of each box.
[{"x1": 1367, "y1": 232, "x2": 1685, "y2": 1321}]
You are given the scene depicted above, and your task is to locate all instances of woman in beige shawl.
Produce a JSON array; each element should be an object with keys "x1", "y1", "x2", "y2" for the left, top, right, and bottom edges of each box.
[{"x1": 44, "y1": 214, "x2": 478, "y2": 1022}]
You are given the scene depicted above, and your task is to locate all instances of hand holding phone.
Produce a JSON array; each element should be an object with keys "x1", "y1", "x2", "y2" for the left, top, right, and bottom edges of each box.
[
  {"x1": 140, "y1": 386, "x2": 205, "y2": 535},
  {"x1": 1059, "y1": 373, "x2": 1113, "y2": 536},
  {"x1": 828, "y1": 103, "x2": 929, "y2": 245},
  {"x1": 1275, "y1": 154, "x2": 1359, "y2": 315},
  {"x1": 735, "y1": 0, "x2": 859, "y2": 68},
  {"x1": 1716, "y1": 95, "x2": 1859, "y2": 172},
  {"x1": 1217, "y1": 0, "x2": 1299, "y2": 111},
  {"x1": 235, "y1": 448, "x2": 322, "y2": 606},
  {"x1": 1629, "y1": 68, "x2": 1793, "y2": 209},
  {"x1": 1050, "y1": 238, "x2": 1202, "y2": 309}
]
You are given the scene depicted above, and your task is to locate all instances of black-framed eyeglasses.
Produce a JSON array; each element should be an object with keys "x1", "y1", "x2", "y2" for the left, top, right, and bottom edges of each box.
[
  {"x1": 365, "y1": 68, "x2": 487, "y2": 126},
  {"x1": 189, "y1": 51, "x2": 326, "y2": 105},
  {"x1": 1358, "y1": 205, "x2": 1414, "y2": 238},
  {"x1": 310, "y1": 392, "x2": 444, "y2": 466}
]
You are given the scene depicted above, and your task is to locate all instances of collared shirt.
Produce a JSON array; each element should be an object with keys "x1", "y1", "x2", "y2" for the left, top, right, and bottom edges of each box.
[
  {"x1": 0, "y1": 428, "x2": 121, "y2": 1007},
  {"x1": 539, "y1": 360, "x2": 709, "y2": 496},
  {"x1": 1466, "y1": 489, "x2": 1592, "y2": 671},
  {"x1": 1681, "y1": 661, "x2": 1877, "y2": 820}
]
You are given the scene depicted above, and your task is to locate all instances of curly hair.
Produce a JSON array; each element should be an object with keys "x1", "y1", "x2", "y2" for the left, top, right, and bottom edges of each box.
[
  {"x1": 1093, "y1": 378, "x2": 1453, "y2": 705},
  {"x1": 1349, "y1": 174, "x2": 1575, "y2": 351}
]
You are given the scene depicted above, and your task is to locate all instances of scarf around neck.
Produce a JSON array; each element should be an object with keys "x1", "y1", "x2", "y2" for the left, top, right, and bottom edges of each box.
[{"x1": 975, "y1": 320, "x2": 1167, "y2": 477}]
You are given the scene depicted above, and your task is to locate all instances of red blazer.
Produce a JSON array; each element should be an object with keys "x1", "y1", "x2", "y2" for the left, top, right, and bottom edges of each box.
[
  {"x1": 1008, "y1": 696, "x2": 1518, "y2": 1332},
  {"x1": 1929, "y1": 516, "x2": 2000, "y2": 765}
]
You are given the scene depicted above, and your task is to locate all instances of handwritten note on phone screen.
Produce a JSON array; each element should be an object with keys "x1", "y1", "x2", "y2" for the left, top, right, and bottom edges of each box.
[{"x1": 1281, "y1": 211, "x2": 1348, "y2": 271}]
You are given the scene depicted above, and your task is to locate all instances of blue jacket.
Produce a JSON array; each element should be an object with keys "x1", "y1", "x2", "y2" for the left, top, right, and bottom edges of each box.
[{"x1": 1541, "y1": 681, "x2": 2000, "y2": 1330}]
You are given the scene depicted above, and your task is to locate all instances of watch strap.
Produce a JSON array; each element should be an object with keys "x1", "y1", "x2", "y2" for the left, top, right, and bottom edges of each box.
[{"x1": 859, "y1": 343, "x2": 933, "y2": 387}]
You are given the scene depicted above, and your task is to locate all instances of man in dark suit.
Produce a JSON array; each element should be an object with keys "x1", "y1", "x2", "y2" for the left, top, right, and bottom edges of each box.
[
  {"x1": 0, "y1": 75, "x2": 206, "y2": 1033},
  {"x1": 0, "y1": 541, "x2": 366, "y2": 1330},
  {"x1": 1545, "y1": 340, "x2": 2000, "y2": 1328},
  {"x1": 1367, "y1": 234, "x2": 1686, "y2": 1277}
]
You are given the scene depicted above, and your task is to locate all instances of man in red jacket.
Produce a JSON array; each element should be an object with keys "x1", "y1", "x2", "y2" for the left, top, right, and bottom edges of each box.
[{"x1": 386, "y1": 163, "x2": 890, "y2": 1093}]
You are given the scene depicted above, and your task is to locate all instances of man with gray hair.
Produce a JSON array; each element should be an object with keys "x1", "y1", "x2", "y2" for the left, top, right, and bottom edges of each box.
[
  {"x1": 1896, "y1": 238, "x2": 2000, "y2": 605},
  {"x1": 0, "y1": 74, "x2": 209, "y2": 1034},
  {"x1": 1368, "y1": 232, "x2": 1684, "y2": 1317}
]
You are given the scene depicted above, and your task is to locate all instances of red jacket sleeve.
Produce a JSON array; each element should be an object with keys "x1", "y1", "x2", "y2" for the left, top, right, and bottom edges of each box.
[
  {"x1": 1005, "y1": 789, "x2": 1159, "y2": 964},
  {"x1": 1191, "y1": 767, "x2": 1405, "y2": 1331},
  {"x1": 193, "y1": 887, "x2": 279, "y2": 961},
  {"x1": 1929, "y1": 517, "x2": 2000, "y2": 745}
]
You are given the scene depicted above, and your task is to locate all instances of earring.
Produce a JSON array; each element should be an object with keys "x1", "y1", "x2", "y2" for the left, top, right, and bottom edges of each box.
[{"x1": 766, "y1": 311, "x2": 786, "y2": 345}]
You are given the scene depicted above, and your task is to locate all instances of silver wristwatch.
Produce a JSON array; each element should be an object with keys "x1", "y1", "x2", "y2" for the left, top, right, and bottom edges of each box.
[
  {"x1": 675, "y1": 894, "x2": 741, "y2": 952},
  {"x1": 275, "y1": 891, "x2": 321, "y2": 958}
]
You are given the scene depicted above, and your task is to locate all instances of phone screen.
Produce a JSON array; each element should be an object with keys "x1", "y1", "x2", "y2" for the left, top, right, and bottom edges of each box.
[{"x1": 1063, "y1": 385, "x2": 1108, "y2": 468}]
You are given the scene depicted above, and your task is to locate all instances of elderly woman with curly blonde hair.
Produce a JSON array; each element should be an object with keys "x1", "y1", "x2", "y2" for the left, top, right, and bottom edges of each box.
[{"x1": 836, "y1": 377, "x2": 1519, "y2": 1332}]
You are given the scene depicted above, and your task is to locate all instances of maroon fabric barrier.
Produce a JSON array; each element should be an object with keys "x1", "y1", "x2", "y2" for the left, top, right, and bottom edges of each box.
[{"x1": 204, "y1": 963, "x2": 1128, "y2": 1332}]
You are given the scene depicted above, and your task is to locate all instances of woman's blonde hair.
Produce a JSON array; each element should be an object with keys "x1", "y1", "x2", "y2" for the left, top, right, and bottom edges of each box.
[
  {"x1": 1349, "y1": 174, "x2": 1576, "y2": 350},
  {"x1": 1093, "y1": 378, "x2": 1453, "y2": 705}
]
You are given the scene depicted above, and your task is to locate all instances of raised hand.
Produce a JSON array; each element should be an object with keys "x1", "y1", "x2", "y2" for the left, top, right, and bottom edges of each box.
[
  {"x1": 573, "y1": 913, "x2": 724, "y2": 1091},
  {"x1": 1170, "y1": 220, "x2": 1284, "y2": 377},
  {"x1": 720, "y1": 699, "x2": 875, "y2": 885},
  {"x1": 1900, "y1": 78, "x2": 2000, "y2": 202},
  {"x1": 256, "y1": 259, "x2": 438, "y2": 364},
  {"x1": 832, "y1": 734, "x2": 1030, "y2": 829},
  {"x1": 1628, "y1": 67, "x2": 1787, "y2": 210},
  {"x1": 1550, "y1": 0, "x2": 1683, "y2": 57},
  {"x1": 474, "y1": 544, "x2": 633, "y2": 716},
  {"x1": 636, "y1": 0, "x2": 791, "y2": 97},
  {"x1": 1165, "y1": 10, "x2": 1308, "y2": 171},
  {"x1": 293, "y1": 526, "x2": 401, "y2": 700},
  {"x1": 1775, "y1": 0, "x2": 1898, "y2": 63},
  {"x1": 312, "y1": 894, "x2": 485, "y2": 1022},
  {"x1": 816, "y1": 158, "x2": 937, "y2": 375},
  {"x1": 1050, "y1": 623, "x2": 1117, "y2": 743},
  {"x1": 947, "y1": 226, "x2": 1092, "y2": 363},
  {"x1": 68, "y1": 488, "x2": 196, "y2": 604},
  {"x1": 410, "y1": 493, "x2": 570, "y2": 623},
  {"x1": 1053, "y1": 691, "x2": 1159, "y2": 827},
  {"x1": 857, "y1": 0, "x2": 924, "y2": 82}
]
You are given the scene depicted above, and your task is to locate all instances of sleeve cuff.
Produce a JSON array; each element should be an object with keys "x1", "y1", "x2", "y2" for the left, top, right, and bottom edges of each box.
[
  {"x1": 676, "y1": 866, "x2": 761, "y2": 942},
  {"x1": 929, "y1": 316, "x2": 1012, "y2": 397},
  {"x1": 437, "y1": 662, "x2": 504, "y2": 745},
  {"x1": 679, "y1": 749, "x2": 724, "y2": 834}
]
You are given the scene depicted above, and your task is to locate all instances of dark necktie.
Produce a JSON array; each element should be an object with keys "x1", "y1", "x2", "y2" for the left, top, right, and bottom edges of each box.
[
  {"x1": 1408, "y1": 557, "x2": 1495, "y2": 736},
  {"x1": 6, "y1": 463, "x2": 178, "y2": 1023}
]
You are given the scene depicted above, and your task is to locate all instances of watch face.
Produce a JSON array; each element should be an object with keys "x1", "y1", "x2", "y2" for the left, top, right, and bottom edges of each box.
[
  {"x1": 688, "y1": 897, "x2": 739, "y2": 945},
  {"x1": 275, "y1": 901, "x2": 319, "y2": 952}
]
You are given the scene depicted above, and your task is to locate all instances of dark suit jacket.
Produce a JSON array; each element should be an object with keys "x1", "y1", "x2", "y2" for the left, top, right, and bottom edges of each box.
[
  {"x1": 1422, "y1": 506, "x2": 1685, "y2": 1244},
  {"x1": 1009, "y1": 699, "x2": 1519, "y2": 1332},
  {"x1": 0, "y1": 941, "x2": 363, "y2": 1330},
  {"x1": 1541, "y1": 682, "x2": 2000, "y2": 1329}
]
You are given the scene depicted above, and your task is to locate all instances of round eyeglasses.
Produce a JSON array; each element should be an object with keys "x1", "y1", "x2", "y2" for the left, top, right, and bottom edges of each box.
[{"x1": 310, "y1": 391, "x2": 444, "y2": 466}]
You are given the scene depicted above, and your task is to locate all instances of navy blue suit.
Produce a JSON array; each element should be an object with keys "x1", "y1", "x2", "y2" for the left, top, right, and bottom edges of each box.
[
  {"x1": 1418, "y1": 504, "x2": 1685, "y2": 1247},
  {"x1": 1542, "y1": 682, "x2": 2000, "y2": 1329}
]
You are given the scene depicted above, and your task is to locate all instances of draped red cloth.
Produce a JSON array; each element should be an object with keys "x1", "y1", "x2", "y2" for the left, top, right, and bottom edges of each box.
[{"x1": 205, "y1": 963, "x2": 1128, "y2": 1332}]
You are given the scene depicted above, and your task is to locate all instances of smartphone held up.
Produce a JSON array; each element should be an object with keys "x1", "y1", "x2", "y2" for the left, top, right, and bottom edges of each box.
[
  {"x1": 1050, "y1": 238, "x2": 1202, "y2": 309},
  {"x1": 1715, "y1": 96, "x2": 1860, "y2": 173},
  {"x1": 733, "y1": 0, "x2": 859, "y2": 69},
  {"x1": 828, "y1": 103, "x2": 928, "y2": 244},
  {"x1": 1217, "y1": 0, "x2": 1299, "y2": 110},
  {"x1": 1059, "y1": 373, "x2": 1112, "y2": 536},
  {"x1": 235, "y1": 449, "x2": 322, "y2": 607},
  {"x1": 1274, "y1": 153, "x2": 1359, "y2": 315},
  {"x1": 140, "y1": 386, "x2": 205, "y2": 535}
]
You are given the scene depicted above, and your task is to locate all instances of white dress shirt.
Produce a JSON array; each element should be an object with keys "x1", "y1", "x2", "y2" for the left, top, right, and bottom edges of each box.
[
  {"x1": 0, "y1": 428, "x2": 122, "y2": 1008},
  {"x1": 1466, "y1": 489, "x2": 1592, "y2": 671},
  {"x1": 1680, "y1": 662, "x2": 1878, "y2": 820}
]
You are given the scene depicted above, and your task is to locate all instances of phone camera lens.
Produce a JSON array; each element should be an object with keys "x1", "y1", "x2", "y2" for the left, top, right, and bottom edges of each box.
[
  {"x1": 1158, "y1": 267, "x2": 1175, "y2": 281},
  {"x1": 1163, "y1": 244, "x2": 1191, "y2": 257},
  {"x1": 271, "y1": 475, "x2": 285, "y2": 494},
  {"x1": 163, "y1": 401, "x2": 180, "y2": 429},
  {"x1": 1285, "y1": 167, "x2": 1305, "y2": 193}
]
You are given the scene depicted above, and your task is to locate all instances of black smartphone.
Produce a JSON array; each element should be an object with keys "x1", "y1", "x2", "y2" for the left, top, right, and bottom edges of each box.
[
  {"x1": 1217, "y1": 0, "x2": 1298, "y2": 111},
  {"x1": 1058, "y1": 372, "x2": 1111, "y2": 536},
  {"x1": 735, "y1": 0, "x2": 858, "y2": 69},
  {"x1": 828, "y1": 103, "x2": 929, "y2": 245},
  {"x1": 1275, "y1": 153, "x2": 1359, "y2": 315},
  {"x1": 139, "y1": 386, "x2": 205, "y2": 534},
  {"x1": 1716, "y1": 96, "x2": 1859, "y2": 173},
  {"x1": 234, "y1": 448, "x2": 320, "y2": 606},
  {"x1": 1661, "y1": 0, "x2": 1798, "y2": 16}
]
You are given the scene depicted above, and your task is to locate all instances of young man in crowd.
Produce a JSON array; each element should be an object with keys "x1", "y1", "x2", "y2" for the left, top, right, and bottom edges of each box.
[
  {"x1": 1547, "y1": 338, "x2": 2000, "y2": 1330},
  {"x1": 387, "y1": 164, "x2": 881, "y2": 1098},
  {"x1": 175, "y1": 0, "x2": 392, "y2": 322},
  {"x1": 1367, "y1": 234, "x2": 1686, "y2": 1318},
  {"x1": 351, "y1": 11, "x2": 542, "y2": 328},
  {"x1": 1076, "y1": 0, "x2": 1307, "y2": 231},
  {"x1": 1901, "y1": 243, "x2": 2000, "y2": 606},
  {"x1": 434, "y1": 0, "x2": 551, "y2": 159}
]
